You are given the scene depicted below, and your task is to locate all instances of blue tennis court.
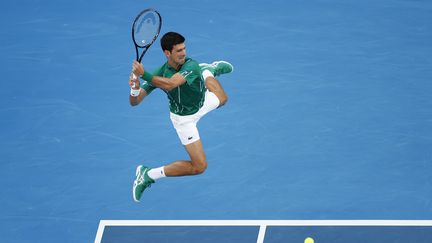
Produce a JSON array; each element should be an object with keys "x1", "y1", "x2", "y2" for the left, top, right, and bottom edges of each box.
[
  {"x1": 95, "y1": 220, "x2": 432, "y2": 243},
  {"x1": 1, "y1": 0, "x2": 432, "y2": 242}
]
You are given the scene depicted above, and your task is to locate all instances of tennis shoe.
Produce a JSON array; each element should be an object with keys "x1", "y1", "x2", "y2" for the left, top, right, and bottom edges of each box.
[
  {"x1": 200, "y1": 61, "x2": 234, "y2": 77},
  {"x1": 133, "y1": 165, "x2": 155, "y2": 202}
]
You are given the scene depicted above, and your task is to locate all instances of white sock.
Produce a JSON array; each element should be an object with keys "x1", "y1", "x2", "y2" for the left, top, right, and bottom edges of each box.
[
  {"x1": 147, "y1": 166, "x2": 166, "y2": 180},
  {"x1": 202, "y1": 70, "x2": 214, "y2": 81}
]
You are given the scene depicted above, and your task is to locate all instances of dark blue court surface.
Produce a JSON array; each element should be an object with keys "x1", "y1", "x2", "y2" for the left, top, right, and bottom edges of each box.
[
  {"x1": 95, "y1": 221, "x2": 432, "y2": 243},
  {"x1": 1, "y1": 0, "x2": 432, "y2": 242},
  {"x1": 101, "y1": 226, "x2": 259, "y2": 243},
  {"x1": 265, "y1": 226, "x2": 432, "y2": 243}
]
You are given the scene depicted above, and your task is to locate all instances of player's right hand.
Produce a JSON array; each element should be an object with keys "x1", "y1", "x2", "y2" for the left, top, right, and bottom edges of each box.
[{"x1": 129, "y1": 73, "x2": 140, "y2": 89}]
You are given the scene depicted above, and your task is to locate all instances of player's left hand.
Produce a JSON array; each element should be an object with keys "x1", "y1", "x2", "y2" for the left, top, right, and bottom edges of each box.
[{"x1": 132, "y1": 60, "x2": 144, "y2": 77}]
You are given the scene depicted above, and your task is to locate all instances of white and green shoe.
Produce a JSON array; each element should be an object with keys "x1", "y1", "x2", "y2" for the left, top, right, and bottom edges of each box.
[
  {"x1": 132, "y1": 165, "x2": 155, "y2": 202},
  {"x1": 199, "y1": 61, "x2": 234, "y2": 77}
]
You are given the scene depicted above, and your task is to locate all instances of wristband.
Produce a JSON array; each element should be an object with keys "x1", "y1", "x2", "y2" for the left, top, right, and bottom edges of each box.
[
  {"x1": 142, "y1": 71, "x2": 154, "y2": 83},
  {"x1": 130, "y1": 88, "x2": 140, "y2": 97}
]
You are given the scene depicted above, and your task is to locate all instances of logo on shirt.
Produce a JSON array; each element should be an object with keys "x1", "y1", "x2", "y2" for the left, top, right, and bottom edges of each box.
[
  {"x1": 188, "y1": 136, "x2": 193, "y2": 140},
  {"x1": 180, "y1": 70, "x2": 193, "y2": 78}
]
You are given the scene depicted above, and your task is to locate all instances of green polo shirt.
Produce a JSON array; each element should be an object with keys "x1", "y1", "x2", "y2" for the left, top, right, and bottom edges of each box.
[{"x1": 140, "y1": 57, "x2": 206, "y2": 116}]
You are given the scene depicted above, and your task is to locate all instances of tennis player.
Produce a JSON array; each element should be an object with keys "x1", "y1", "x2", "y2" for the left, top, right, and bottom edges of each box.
[{"x1": 129, "y1": 32, "x2": 233, "y2": 202}]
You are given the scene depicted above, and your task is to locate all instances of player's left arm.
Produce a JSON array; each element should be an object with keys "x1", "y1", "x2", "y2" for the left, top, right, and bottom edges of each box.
[
  {"x1": 132, "y1": 60, "x2": 186, "y2": 91},
  {"x1": 149, "y1": 73, "x2": 186, "y2": 91}
]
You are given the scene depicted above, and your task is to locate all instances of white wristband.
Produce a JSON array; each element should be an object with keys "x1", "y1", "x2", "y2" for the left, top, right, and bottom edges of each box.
[{"x1": 130, "y1": 88, "x2": 140, "y2": 97}]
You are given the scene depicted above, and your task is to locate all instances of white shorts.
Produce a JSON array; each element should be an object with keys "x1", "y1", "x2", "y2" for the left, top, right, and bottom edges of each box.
[{"x1": 170, "y1": 91, "x2": 220, "y2": 145}]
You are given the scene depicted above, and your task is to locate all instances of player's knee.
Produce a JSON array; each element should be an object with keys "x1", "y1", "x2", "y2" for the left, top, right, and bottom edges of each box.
[
  {"x1": 192, "y1": 160, "x2": 207, "y2": 175},
  {"x1": 219, "y1": 94, "x2": 228, "y2": 107}
]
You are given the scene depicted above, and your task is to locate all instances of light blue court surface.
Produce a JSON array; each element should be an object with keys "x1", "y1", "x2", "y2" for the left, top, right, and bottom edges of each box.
[{"x1": 1, "y1": 0, "x2": 432, "y2": 242}]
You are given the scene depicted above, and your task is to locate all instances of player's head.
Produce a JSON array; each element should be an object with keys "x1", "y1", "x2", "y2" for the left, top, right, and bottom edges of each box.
[
  {"x1": 161, "y1": 32, "x2": 185, "y2": 52},
  {"x1": 161, "y1": 32, "x2": 186, "y2": 66}
]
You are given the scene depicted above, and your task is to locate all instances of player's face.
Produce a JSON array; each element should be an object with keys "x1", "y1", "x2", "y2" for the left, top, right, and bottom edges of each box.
[{"x1": 167, "y1": 43, "x2": 186, "y2": 67}]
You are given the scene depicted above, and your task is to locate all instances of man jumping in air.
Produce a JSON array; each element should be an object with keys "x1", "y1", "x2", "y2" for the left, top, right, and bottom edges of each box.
[{"x1": 129, "y1": 32, "x2": 233, "y2": 202}]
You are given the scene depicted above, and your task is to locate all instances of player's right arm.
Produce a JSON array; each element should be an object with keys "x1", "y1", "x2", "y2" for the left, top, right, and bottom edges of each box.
[
  {"x1": 129, "y1": 74, "x2": 148, "y2": 106},
  {"x1": 129, "y1": 61, "x2": 161, "y2": 106}
]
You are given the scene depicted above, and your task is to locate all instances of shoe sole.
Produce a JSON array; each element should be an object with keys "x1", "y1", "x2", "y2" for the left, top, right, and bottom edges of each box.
[{"x1": 132, "y1": 165, "x2": 143, "y2": 202}]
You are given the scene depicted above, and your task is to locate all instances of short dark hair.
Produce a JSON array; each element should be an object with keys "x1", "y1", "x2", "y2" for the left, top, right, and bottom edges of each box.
[{"x1": 160, "y1": 32, "x2": 185, "y2": 52}]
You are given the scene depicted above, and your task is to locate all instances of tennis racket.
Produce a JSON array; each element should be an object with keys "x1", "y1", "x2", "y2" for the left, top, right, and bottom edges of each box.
[{"x1": 131, "y1": 8, "x2": 162, "y2": 80}]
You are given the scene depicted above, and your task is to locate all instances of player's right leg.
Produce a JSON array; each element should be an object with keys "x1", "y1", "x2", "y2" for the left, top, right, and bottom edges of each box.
[
  {"x1": 133, "y1": 165, "x2": 155, "y2": 202},
  {"x1": 133, "y1": 140, "x2": 207, "y2": 202},
  {"x1": 133, "y1": 149, "x2": 205, "y2": 203},
  {"x1": 162, "y1": 113, "x2": 208, "y2": 176},
  {"x1": 160, "y1": 139, "x2": 207, "y2": 176},
  {"x1": 132, "y1": 112, "x2": 208, "y2": 202}
]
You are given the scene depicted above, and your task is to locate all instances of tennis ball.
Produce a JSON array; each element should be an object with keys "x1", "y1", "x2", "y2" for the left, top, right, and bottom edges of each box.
[{"x1": 304, "y1": 237, "x2": 314, "y2": 243}]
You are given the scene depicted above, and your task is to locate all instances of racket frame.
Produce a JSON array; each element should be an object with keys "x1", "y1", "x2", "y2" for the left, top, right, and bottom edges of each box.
[{"x1": 132, "y1": 8, "x2": 162, "y2": 63}]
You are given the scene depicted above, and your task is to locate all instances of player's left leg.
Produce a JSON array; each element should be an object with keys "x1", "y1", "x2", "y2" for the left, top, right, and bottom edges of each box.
[
  {"x1": 200, "y1": 61, "x2": 234, "y2": 108},
  {"x1": 205, "y1": 77, "x2": 228, "y2": 107}
]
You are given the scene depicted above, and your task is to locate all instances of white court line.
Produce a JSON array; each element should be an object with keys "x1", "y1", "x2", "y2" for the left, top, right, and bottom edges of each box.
[
  {"x1": 256, "y1": 225, "x2": 267, "y2": 243},
  {"x1": 94, "y1": 221, "x2": 106, "y2": 243},
  {"x1": 94, "y1": 220, "x2": 432, "y2": 243}
]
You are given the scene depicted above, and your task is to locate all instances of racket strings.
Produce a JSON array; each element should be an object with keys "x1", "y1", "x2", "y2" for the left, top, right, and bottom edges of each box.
[{"x1": 133, "y1": 11, "x2": 161, "y2": 47}]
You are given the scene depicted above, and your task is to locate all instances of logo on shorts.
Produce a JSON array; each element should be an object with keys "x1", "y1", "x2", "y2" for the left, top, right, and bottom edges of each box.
[{"x1": 188, "y1": 136, "x2": 193, "y2": 140}]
